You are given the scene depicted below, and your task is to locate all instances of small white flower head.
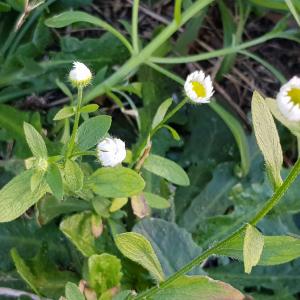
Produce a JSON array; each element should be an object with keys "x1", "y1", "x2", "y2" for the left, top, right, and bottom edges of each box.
[
  {"x1": 277, "y1": 76, "x2": 300, "y2": 121},
  {"x1": 184, "y1": 70, "x2": 214, "y2": 104},
  {"x1": 69, "y1": 61, "x2": 92, "y2": 88},
  {"x1": 97, "y1": 137, "x2": 126, "y2": 167}
]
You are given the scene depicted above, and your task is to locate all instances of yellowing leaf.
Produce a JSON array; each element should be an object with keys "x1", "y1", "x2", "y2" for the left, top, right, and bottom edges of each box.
[{"x1": 243, "y1": 224, "x2": 264, "y2": 274}]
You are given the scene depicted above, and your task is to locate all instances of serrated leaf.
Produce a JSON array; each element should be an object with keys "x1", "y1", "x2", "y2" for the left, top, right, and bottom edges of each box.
[
  {"x1": 152, "y1": 98, "x2": 173, "y2": 129},
  {"x1": 88, "y1": 254, "x2": 122, "y2": 295},
  {"x1": 60, "y1": 212, "x2": 99, "y2": 257},
  {"x1": 80, "y1": 104, "x2": 99, "y2": 113},
  {"x1": 115, "y1": 232, "x2": 165, "y2": 282},
  {"x1": 23, "y1": 122, "x2": 47, "y2": 159},
  {"x1": 89, "y1": 167, "x2": 145, "y2": 198},
  {"x1": 143, "y1": 192, "x2": 170, "y2": 209},
  {"x1": 143, "y1": 154, "x2": 189, "y2": 186},
  {"x1": 152, "y1": 275, "x2": 245, "y2": 300},
  {"x1": 65, "y1": 282, "x2": 85, "y2": 300},
  {"x1": 64, "y1": 160, "x2": 84, "y2": 192},
  {"x1": 243, "y1": 224, "x2": 264, "y2": 274},
  {"x1": 46, "y1": 164, "x2": 64, "y2": 200},
  {"x1": 76, "y1": 115, "x2": 111, "y2": 151},
  {"x1": 0, "y1": 170, "x2": 47, "y2": 222},
  {"x1": 252, "y1": 91, "x2": 283, "y2": 188},
  {"x1": 53, "y1": 106, "x2": 75, "y2": 121}
]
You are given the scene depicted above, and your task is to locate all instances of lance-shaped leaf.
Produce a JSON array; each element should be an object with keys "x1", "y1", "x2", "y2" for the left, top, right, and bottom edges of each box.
[
  {"x1": 115, "y1": 232, "x2": 165, "y2": 282},
  {"x1": 152, "y1": 98, "x2": 173, "y2": 129},
  {"x1": 251, "y1": 91, "x2": 283, "y2": 188}
]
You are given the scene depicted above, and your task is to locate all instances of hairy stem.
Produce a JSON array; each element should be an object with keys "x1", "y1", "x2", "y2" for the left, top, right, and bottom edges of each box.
[
  {"x1": 135, "y1": 158, "x2": 300, "y2": 299},
  {"x1": 66, "y1": 87, "x2": 83, "y2": 159}
]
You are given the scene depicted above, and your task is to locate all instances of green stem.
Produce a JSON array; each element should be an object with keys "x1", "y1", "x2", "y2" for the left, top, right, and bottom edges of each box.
[
  {"x1": 66, "y1": 87, "x2": 83, "y2": 159},
  {"x1": 84, "y1": 0, "x2": 214, "y2": 103},
  {"x1": 135, "y1": 158, "x2": 300, "y2": 299},
  {"x1": 150, "y1": 97, "x2": 188, "y2": 138},
  {"x1": 149, "y1": 31, "x2": 284, "y2": 64},
  {"x1": 132, "y1": 0, "x2": 140, "y2": 54}
]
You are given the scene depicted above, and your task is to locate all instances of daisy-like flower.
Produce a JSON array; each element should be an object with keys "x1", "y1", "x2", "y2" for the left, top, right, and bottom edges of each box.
[
  {"x1": 277, "y1": 76, "x2": 300, "y2": 121},
  {"x1": 97, "y1": 137, "x2": 126, "y2": 167},
  {"x1": 69, "y1": 61, "x2": 92, "y2": 88},
  {"x1": 184, "y1": 70, "x2": 214, "y2": 104}
]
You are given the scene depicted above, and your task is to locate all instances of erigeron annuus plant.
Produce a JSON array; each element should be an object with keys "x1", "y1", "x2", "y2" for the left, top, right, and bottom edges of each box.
[{"x1": 1, "y1": 1, "x2": 300, "y2": 300}]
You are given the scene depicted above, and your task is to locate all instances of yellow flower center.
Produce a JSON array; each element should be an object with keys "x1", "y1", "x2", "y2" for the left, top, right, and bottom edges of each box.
[
  {"x1": 191, "y1": 81, "x2": 206, "y2": 98},
  {"x1": 288, "y1": 88, "x2": 300, "y2": 106}
]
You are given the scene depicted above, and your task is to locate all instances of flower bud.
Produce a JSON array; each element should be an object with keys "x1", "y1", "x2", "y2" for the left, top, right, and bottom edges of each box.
[
  {"x1": 184, "y1": 70, "x2": 214, "y2": 104},
  {"x1": 97, "y1": 137, "x2": 126, "y2": 167},
  {"x1": 69, "y1": 61, "x2": 92, "y2": 88},
  {"x1": 276, "y1": 76, "x2": 300, "y2": 121}
]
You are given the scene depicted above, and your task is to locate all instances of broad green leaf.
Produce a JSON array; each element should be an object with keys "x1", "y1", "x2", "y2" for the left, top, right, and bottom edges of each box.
[
  {"x1": 215, "y1": 233, "x2": 300, "y2": 266},
  {"x1": 37, "y1": 195, "x2": 91, "y2": 225},
  {"x1": 89, "y1": 167, "x2": 145, "y2": 198},
  {"x1": 152, "y1": 275, "x2": 245, "y2": 300},
  {"x1": 46, "y1": 163, "x2": 63, "y2": 200},
  {"x1": 60, "y1": 212, "x2": 99, "y2": 257},
  {"x1": 65, "y1": 282, "x2": 85, "y2": 300},
  {"x1": 0, "y1": 170, "x2": 47, "y2": 222},
  {"x1": 6, "y1": 0, "x2": 26, "y2": 11},
  {"x1": 110, "y1": 198, "x2": 128, "y2": 212},
  {"x1": 76, "y1": 115, "x2": 112, "y2": 150},
  {"x1": 92, "y1": 197, "x2": 111, "y2": 218},
  {"x1": 243, "y1": 224, "x2": 264, "y2": 274},
  {"x1": 88, "y1": 254, "x2": 122, "y2": 295},
  {"x1": 152, "y1": 98, "x2": 173, "y2": 129},
  {"x1": 23, "y1": 122, "x2": 47, "y2": 159},
  {"x1": 143, "y1": 154, "x2": 189, "y2": 186},
  {"x1": 252, "y1": 91, "x2": 283, "y2": 188},
  {"x1": 115, "y1": 232, "x2": 165, "y2": 282},
  {"x1": 30, "y1": 169, "x2": 46, "y2": 192},
  {"x1": 134, "y1": 218, "x2": 204, "y2": 276},
  {"x1": 53, "y1": 106, "x2": 75, "y2": 121},
  {"x1": 143, "y1": 192, "x2": 170, "y2": 209},
  {"x1": 11, "y1": 248, "x2": 78, "y2": 299},
  {"x1": 64, "y1": 160, "x2": 84, "y2": 192},
  {"x1": 80, "y1": 104, "x2": 99, "y2": 113}
]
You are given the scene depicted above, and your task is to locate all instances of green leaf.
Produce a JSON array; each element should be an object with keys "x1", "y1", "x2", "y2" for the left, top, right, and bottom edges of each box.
[
  {"x1": 53, "y1": 106, "x2": 75, "y2": 121},
  {"x1": 80, "y1": 104, "x2": 99, "y2": 113},
  {"x1": 56, "y1": 78, "x2": 73, "y2": 102},
  {"x1": 134, "y1": 218, "x2": 204, "y2": 277},
  {"x1": 88, "y1": 254, "x2": 122, "y2": 295},
  {"x1": 161, "y1": 124, "x2": 180, "y2": 141},
  {"x1": 76, "y1": 115, "x2": 112, "y2": 151},
  {"x1": 115, "y1": 232, "x2": 165, "y2": 282},
  {"x1": 152, "y1": 98, "x2": 173, "y2": 129},
  {"x1": 60, "y1": 212, "x2": 99, "y2": 257},
  {"x1": 64, "y1": 160, "x2": 84, "y2": 192},
  {"x1": 0, "y1": 2, "x2": 11, "y2": 12},
  {"x1": 65, "y1": 282, "x2": 85, "y2": 300},
  {"x1": 252, "y1": 91, "x2": 283, "y2": 188},
  {"x1": 89, "y1": 167, "x2": 145, "y2": 198},
  {"x1": 152, "y1": 275, "x2": 245, "y2": 300},
  {"x1": 37, "y1": 195, "x2": 91, "y2": 225},
  {"x1": 11, "y1": 248, "x2": 78, "y2": 299},
  {"x1": 215, "y1": 233, "x2": 300, "y2": 266},
  {"x1": 0, "y1": 170, "x2": 47, "y2": 222},
  {"x1": 143, "y1": 154, "x2": 189, "y2": 186},
  {"x1": 46, "y1": 163, "x2": 63, "y2": 200},
  {"x1": 23, "y1": 122, "x2": 47, "y2": 158},
  {"x1": 143, "y1": 192, "x2": 170, "y2": 209},
  {"x1": 243, "y1": 224, "x2": 264, "y2": 274}
]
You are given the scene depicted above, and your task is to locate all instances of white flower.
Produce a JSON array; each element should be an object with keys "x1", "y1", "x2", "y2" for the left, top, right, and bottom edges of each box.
[
  {"x1": 69, "y1": 61, "x2": 92, "y2": 87},
  {"x1": 184, "y1": 70, "x2": 214, "y2": 104},
  {"x1": 97, "y1": 137, "x2": 126, "y2": 167},
  {"x1": 277, "y1": 76, "x2": 300, "y2": 121}
]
